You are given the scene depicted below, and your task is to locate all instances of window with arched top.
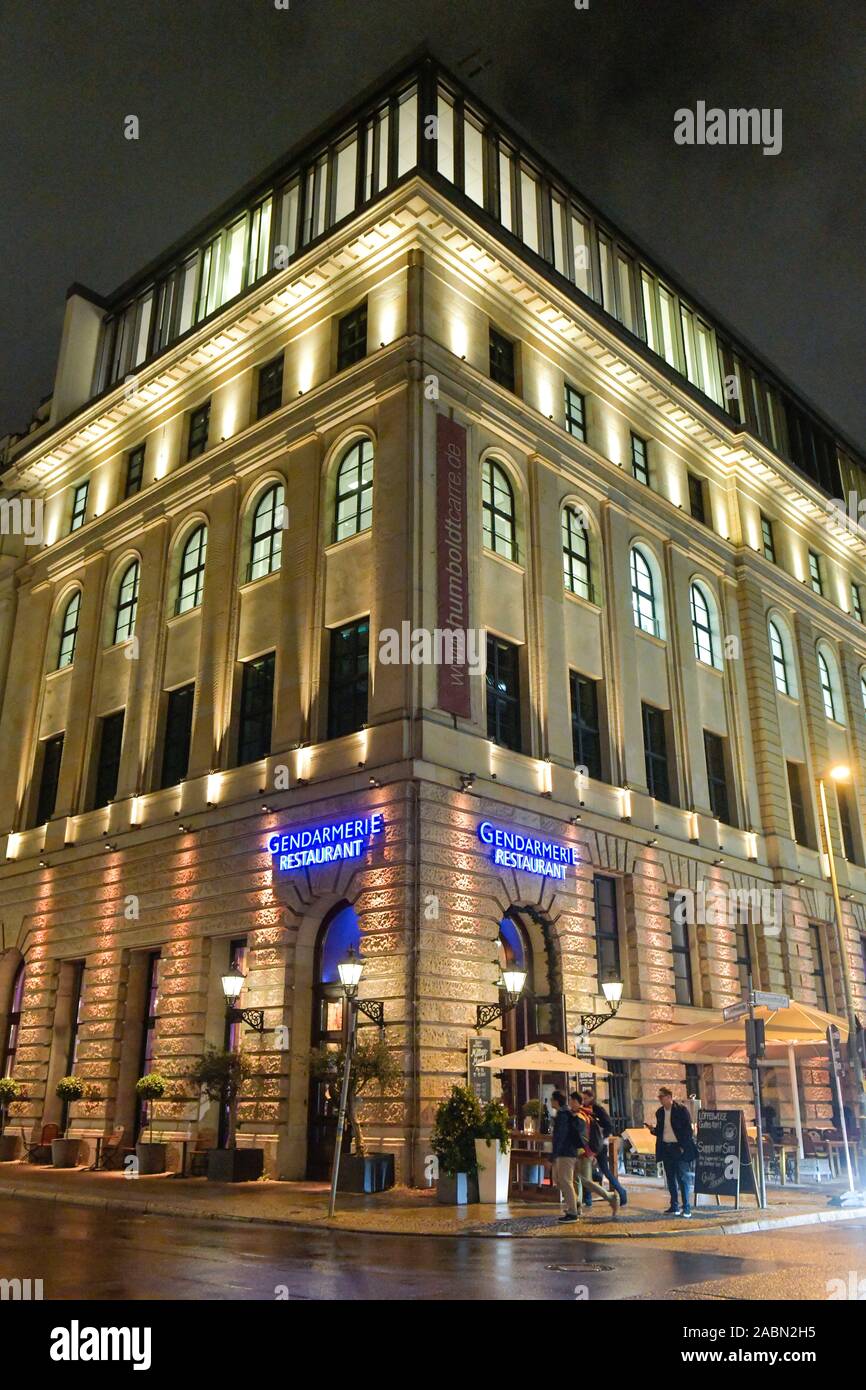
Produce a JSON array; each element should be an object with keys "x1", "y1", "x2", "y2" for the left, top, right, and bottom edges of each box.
[
  {"x1": 307, "y1": 903, "x2": 361, "y2": 1179},
  {"x1": 689, "y1": 582, "x2": 715, "y2": 666},
  {"x1": 860, "y1": 670, "x2": 866, "y2": 716},
  {"x1": 630, "y1": 545, "x2": 660, "y2": 637},
  {"x1": 769, "y1": 620, "x2": 791, "y2": 696},
  {"x1": 2, "y1": 962, "x2": 25, "y2": 1077},
  {"x1": 176, "y1": 525, "x2": 208, "y2": 614},
  {"x1": 248, "y1": 484, "x2": 285, "y2": 581},
  {"x1": 334, "y1": 439, "x2": 374, "y2": 542},
  {"x1": 482, "y1": 458, "x2": 516, "y2": 561},
  {"x1": 57, "y1": 592, "x2": 81, "y2": 669},
  {"x1": 113, "y1": 561, "x2": 139, "y2": 644},
  {"x1": 562, "y1": 505, "x2": 592, "y2": 601},
  {"x1": 817, "y1": 645, "x2": 844, "y2": 723}
]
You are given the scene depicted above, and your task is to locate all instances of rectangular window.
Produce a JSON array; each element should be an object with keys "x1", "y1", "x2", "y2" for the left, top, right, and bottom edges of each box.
[
  {"x1": 396, "y1": 85, "x2": 417, "y2": 177},
  {"x1": 332, "y1": 135, "x2": 358, "y2": 223},
  {"x1": 327, "y1": 619, "x2": 369, "y2": 739},
  {"x1": 570, "y1": 212, "x2": 591, "y2": 295},
  {"x1": 688, "y1": 472, "x2": 707, "y2": 525},
  {"x1": 808, "y1": 924, "x2": 829, "y2": 1011},
  {"x1": 616, "y1": 253, "x2": 635, "y2": 332},
  {"x1": 160, "y1": 684, "x2": 195, "y2": 789},
  {"x1": 631, "y1": 433, "x2": 649, "y2": 485},
  {"x1": 564, "y1": 383, "x2": 586, "y2": 441},
  {"x1": 221, "y1": 216, "x2": 247, "y2": 304},
  {"x1": 787, "y1": 761, "x2": 812, "y2": 846},
  {"x1": 640, "y1": 270, "x2": 657, "y2": 350},
  {"x1": 463, "y1": 114, "x2": 485, "y2": 206},
  {"x1": 256, "y1": 354, "x2": 284, "y2": 420},
  {"x1": 187, "y1": 402, "x2": 210, "y2": 461},
  {"x1": 93, "y1": 710, "x2": 125, "y2": 809},
  {"x1": 551, "y1": 195, "x2": 568, "y2": 276},
  {"x1": 519, "y1": 167, "x2": 540, "y2": 252},
  {"x1": 35, "y1": 734, "x2": 64, "y2": 826},
  {"x1": 124, "y1": 445, "x2": 145, "y2": 499},
  {"x1": 852, "y1": 582, "x2": 863, "y2": 624},
  {"x1": 489, "y1": 327, "x2": 516, "y2": 391},
  {"x1": 735, "y1": 919, "x2": 753, "y2": 993},
  {"x1": 337, "y1": 302, "x2": 368, "y2": 371},
  {"x1": 605, "y1": 1059, "x2": 632, "y2": 1130},
  {"x1": 642, "y1": 702, "x2": 673, "y2": 804},
  {"x1": 436, "y1": 90, "x2": 455, "y2": 181},
  {"x1": 658, "y1": 285, "x2": 680, "y2": 368},
  {"x1": 569, "y1": 672, "x2": 602, "y2": 781},
  {"x1": 70, "y1": 481, "x2": 88, "y2": 533},
  {"x1": 837, "y1": 783, "x2": 859, "y2": 864},
  {"x1": 176, "y1": 254, "x2": 197, "y2": 337},
  {"x1": 276, "y1": 178, "x2": 300, "y2": 261},
  {"x1": 704, "y1": 730, "x2": 732, "y2": 825},
  {"x1": 598, "y1": 233, "x2": 616, "y2": 314},
  {"x1": 808, "y1": 550, "x2": 823, "y2": 596},
  {"x1": 486, "y1": 634, "x2": 521, "y2": 751},
  {"x1": 669, "y1": 894, "x2": 694, "y2": 1006},
  {"x1": 247, "y1": 196, "x2": 273, "y2": 284},
  {"x1": 761, "y1": 514, "x2": 776, "y2": 563},
  {"x1": 237, "y1": 652, "x2": 275, "y2": 765},
  {"x1": 594, "y1": 875, "x2": 621, "y2": 984},
  {"x1": 498, "y1": 145, "x2": 513, "y2": 229}
]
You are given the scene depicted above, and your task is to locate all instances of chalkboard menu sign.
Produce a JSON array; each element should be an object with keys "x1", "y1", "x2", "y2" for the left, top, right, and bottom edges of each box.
[
  {"x1": 695, "y1": 1109, "x2": 757, "y2": 1206},
  {"x1": 467, "y1": 1035, "x2": 492, "y2": 1103}
]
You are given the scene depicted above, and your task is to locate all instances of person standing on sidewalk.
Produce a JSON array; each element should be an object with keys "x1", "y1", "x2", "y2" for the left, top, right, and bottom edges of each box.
[
  {"x1": 569, "y1": 1093, "x2": 620, "y2": 1217},
  {"x1": 577, "y1": 1087, "x2": 627, "y2": 1208},
  {"x1": 648, "y1": 1086, "x2": 697, "y2": 1217},
  {"x1": 550, "y1": 1089, "x2": 581, "y2": 1223}
]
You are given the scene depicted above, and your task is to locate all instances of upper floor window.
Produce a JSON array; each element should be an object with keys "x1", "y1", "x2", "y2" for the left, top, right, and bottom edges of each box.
[
  {"x1": 808, "y1": 549, "x2": 823, "y2": 596},
  {"x1": 70, "y1": 481, "x2": 89, "y2": 533},
  {"x1": 57, "y1": 592, "x2": 81, "y2": 669},
  {"x1": 817, "y1": 646, "x2": 841, "y2": 722},
  {"x1": 334, "y1": 439, "x2": 374, "y2": 542},
  {"x1": 630, "y1": 545, "x2": 659, "y2": 637},
  {"x1": 852, "y1": 582, "x2": 863, "y2": 624},
  {"x1": 337, "y1": 302, "x2": 368, "y2": 372},
  {"x1": 690, "y1": 582, "x2": 715, "y2": 666},
  {"x1": 564, "y1": 384, "x2": 586, "y2": 442},
  {"x1": 486, "y1": 634, "x2": 521, "y2": 751},
  {"x1": 861, "y1": 669, "x2": 866, "y2": 715},
  {"x1": 562, "y1": 506, "x2": 592, "y2": 601},
  {"x1": 630, "y1": 433, "x2": 649, "y2": 485},
  {"x1": 769, "y1": 620, "x2": 791, "y2": 696},
  {"x1": 687, "y1": 472, "x2": 708, "y2": 525},
  {"x1": 237, "y1": 653, "x2": 275, "y2": 764},
  {"x1": 256, "y1": 354, "x2": 284, "y2": 420},
  {"x1": 249, "y1": 484, "x2": 285, "y2": 581},
  {"x1": 482, "y1": 459, "x2": 516, "y2": 562},
  {"x1": 113, "y1": 561, "x2": 139, "y2": 644},
  {"x1": 176, "y1": 525, "x2": 208, "y2": 614},
  {"x1": 125, "y1": 445, "x2": 145, "y2": 499},
  {"x1": 187, "y1": 401, "x2": 210, "y2": 461},
  {"x1": 761, "y1": 514, "x2": 776, "y2": 563},
  {"x1": 489, "y1": 327, "x2": 516, "y2": 392},
  {"x1": 327, "y1": 619, "x2": 369, "y2": 740}
]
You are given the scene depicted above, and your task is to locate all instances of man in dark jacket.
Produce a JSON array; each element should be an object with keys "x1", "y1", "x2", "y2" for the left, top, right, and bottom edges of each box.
[
  {"x1": 574, "y1": 1087, "x2": 627, "y2": 1208},
  {"x1": 647, "y1": 1086, "x2": 697, "y2": 1217},
  {"x1": 550, "y1": 1089, "x2": 582, "y2": 1222}
]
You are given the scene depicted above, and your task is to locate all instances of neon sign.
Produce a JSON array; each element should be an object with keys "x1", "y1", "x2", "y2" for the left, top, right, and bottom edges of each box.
[
  {"x1": 268, "y1": 813, "x2": 384, "y2": 872},
  {"x1": 478, "y1": 820, "x2": 578, "y2": 880}
]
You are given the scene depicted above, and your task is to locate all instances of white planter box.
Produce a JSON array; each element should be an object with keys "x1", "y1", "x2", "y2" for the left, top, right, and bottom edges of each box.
[{"x1": 474, "y1": 1138, "x2": 510, "y2": 1203}]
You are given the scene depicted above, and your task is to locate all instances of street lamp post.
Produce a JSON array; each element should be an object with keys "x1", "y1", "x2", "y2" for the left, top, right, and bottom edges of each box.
[
  {"x1": 475, "y1": 967, "x2": 528, "y2": 1032},
  {"x1": 577, "y1": 977, "x2": 624, "y2": 1039},
  {"x1": 817, "y1": 766, "x2": 866, "y2": 1190},
  {"x1": 220, "y1": 968, "x2": 266, "y2": 1035},
  {"x1": 327, "y1": 949, "x2": 385, "y2": 1218}
]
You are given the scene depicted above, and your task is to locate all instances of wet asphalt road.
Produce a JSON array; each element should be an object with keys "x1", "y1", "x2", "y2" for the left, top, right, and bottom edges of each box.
[{"x1": 0, "y1": 1197, "x2": 783, "y2": 1301}]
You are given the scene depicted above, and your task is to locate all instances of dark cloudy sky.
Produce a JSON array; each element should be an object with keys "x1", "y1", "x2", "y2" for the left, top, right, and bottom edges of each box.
[{"x1": 1, "y1": 0, "x2": 864, "y2": 448}]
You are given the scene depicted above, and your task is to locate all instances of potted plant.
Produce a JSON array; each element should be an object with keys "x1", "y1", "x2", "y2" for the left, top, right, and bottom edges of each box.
[
  {"x1": 134, "y1": 1072, "x2": 168, "y2": 1174},
  {"x1": 521, "y1": 1098, "x2": 542, "y2": 1133},
  {"x1": 52, "y1": 1076, "x2": 99, "y2": 1166},
  {"x1": 0, "y1": 1077, "x2": 23, "y2": 1161},
  {"x1": 189, "y1": 1048, "x2": 263, "y2": 1182},
  {"x1": 431, "y1": 1084, "x2": 482, "y2": 1204},
  {"x1": 474, "y1": 1098, "x2": 511, "y2": 1203},
  {"x1": 308, "y1": 1034, "x2": 400, "y2": 1192}
]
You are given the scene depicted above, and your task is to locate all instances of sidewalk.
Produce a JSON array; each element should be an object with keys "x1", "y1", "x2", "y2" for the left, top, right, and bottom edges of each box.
[{"x1": 1, "y1": 1161, "x2": 860, "y2": 1238}]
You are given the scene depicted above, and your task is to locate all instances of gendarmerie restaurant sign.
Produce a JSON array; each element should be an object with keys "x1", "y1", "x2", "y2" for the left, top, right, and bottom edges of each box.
[
  {"x1": 478, "y1": 820, "x2": 579, "y2": 880},
  {"x1": 268, "y1": 813, "x2": 384, "y2": 871}
]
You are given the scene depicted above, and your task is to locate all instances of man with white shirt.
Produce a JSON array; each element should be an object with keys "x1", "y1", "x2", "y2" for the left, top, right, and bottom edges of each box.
[{"x1": 647, "y1": 1086, "x2": 697, "y2": 1217}]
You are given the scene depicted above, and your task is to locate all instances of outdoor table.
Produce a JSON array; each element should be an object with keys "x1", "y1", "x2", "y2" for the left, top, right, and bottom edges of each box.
[
  {"x1": 825, "y1": 1138, "x2": 855, "y2": 1180},
  {"x1": 777, "y1": 1142, "x2": 799, "y2": 1185},
  {"x1": 508, "y1": 1132, "x2": 555, "y2": 1200}
]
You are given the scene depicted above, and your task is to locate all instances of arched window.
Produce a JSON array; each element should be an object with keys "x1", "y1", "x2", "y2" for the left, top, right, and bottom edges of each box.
[
  {"x1": 57, "y1": 592, "x2": 81, "y2": 669},
  {"x1": 482, "y1": 459, "x2": 516, "y2": 561},
  {"x1": 113, "y1": 561, "x2": 139, "y2": 644},
  {"x1": 860, "y1": 670, "x2": 866, "y2": 716},
  {"x1": 690, "y1": 583, "x2": 715, "y2": 666},
  {"x1": 497, "y1": 914, "x2": 533, "y2": 1119},
  {"x1": 817, "y1": 647, "x2": 841, "y2": 721},
  {"x1": 334, "y1": 439, "x2": 374, "y2": 542},
  {"x1": 308, "y1": 903, "x2": 361, "y2": 1179},
  {"x1": 562, "y1": 506, "x2": 592, "y2": 601},
  {"x1": 769, "y1": 620, "x2": 790, "y2": 696},
  {"x1": 2, "y1": 963, "x2": 25, "y2": 1077},
  {"x1": 248, "y1": 484, "x2": 285, "y2": 581},
  {"x1": 630, "y1": 545, "x2": 659, "y2": 636},
  {"x1": 176, "y1": 525, "x2": 208, "y2": 614}
]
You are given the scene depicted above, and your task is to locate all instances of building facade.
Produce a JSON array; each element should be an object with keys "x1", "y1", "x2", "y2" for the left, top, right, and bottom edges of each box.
[{"x1": 1, "y1": 54, "x2": 865, "y2": 1182}]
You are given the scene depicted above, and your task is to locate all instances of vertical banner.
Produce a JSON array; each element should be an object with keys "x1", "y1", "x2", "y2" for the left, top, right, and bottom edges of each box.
[{"x1": 436, "y1": 413, "x2": 471, "y2": 717}]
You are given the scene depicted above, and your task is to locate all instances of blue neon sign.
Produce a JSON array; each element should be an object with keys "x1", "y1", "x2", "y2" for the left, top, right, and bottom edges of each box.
[
  {"x1": 268, "y1": 813, "x2": 384, "y2": 872},
  {"x1": 478, "y1": 820, "x2": 578, "y2": 880}
]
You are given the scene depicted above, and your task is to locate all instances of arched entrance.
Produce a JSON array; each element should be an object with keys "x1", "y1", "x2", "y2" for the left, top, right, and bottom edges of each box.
[
  {"x1": 497, "y1": 906, "x2": 566, "y2": 1123},
  {"x1": 305, "y1": 901, "x2": 360, "y2": 1179}
]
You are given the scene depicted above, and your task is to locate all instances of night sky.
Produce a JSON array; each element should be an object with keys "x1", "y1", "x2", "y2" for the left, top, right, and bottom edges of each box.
[{"x1": 1, "y1": 0, "x2": 864, "y2": 449}]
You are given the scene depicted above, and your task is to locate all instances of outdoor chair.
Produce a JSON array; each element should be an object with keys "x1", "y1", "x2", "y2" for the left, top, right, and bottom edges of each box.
[
  {"x1": 188, "y1": 1129, "x2": 216, "y2": 1177},
  {"x1": 19, "y1": 1123, "x2": 59, "y2": 1164},
  {"x1": 90, "y1": 1128, "x2": 131, "y2": 1171}
]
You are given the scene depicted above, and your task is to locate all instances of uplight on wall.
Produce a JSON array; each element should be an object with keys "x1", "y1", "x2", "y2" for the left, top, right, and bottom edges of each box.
[
  {"x1": 449, "y1": 313, "x2": 470, "y2": 362},
  {"x1": 295, "y1": 746, "x2": 311, "y2": 783},
  {"x1": 619, "y1": 786, "x2": 632, "y2": 821},
  {"x1": 606, "y1": 422, "x2": 623, "y2": 467},
  {"x1": 206, "y1": 772, "x2": 223, "y2": 806}
]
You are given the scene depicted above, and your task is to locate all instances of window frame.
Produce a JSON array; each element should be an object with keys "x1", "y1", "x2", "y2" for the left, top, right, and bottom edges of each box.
[
  {"x1": 248, "y1": 483, "x2": 285, "y2": 582},
  {"x1": 186, "y1": 401, "x2": 211, "y2": 461},
  {"x1": 124, "y1": 445, "x2": 145, "y2": 499},
  {"x1": 69, "y1": 481, "x2": 89, "y2": 533},
  {"x1": 562, "y1": 505, "x2": 592, "y2": 601},
  {"x1": 333, "y1": 438, "x2": 374, "y2": 543},
  {"x1": 256, "y1": 353, "x2": 285, "y2": 421},
  {"x1": 57, "y1": 591, "x2": 81, "y2": 670},
  {"x1": 113, "y1": 561, "x2": 140, "y2": 644},
  {"x1": 336, "y1": 301, "x2": 368, "y2": 372},
  {"x1": 564, "y1": 382, "x2": 586, "y2": 441},
  {"x1": 485, "y1": 633, "x2": 522, "y2": 752},
  {"x1": 176, "y1": 525, "x2": 208, "y2": 615},
  {"x1": 482, "y1": 458, "x2": 517, "y2": 562},
  {"x1": 327, "y1": 619, "x2": 370, "y2": 740}
]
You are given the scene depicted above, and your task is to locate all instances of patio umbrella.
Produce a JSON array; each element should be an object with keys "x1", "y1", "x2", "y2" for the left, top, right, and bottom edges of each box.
[
  {"x1": 476, "y1": 1041, "x2": 609, "y2": 1075},
  {"x1": 630, "y1": 1000, "x2": 849, "y2": 1158}
]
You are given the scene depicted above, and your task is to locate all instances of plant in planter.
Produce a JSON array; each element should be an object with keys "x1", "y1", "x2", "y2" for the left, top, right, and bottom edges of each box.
[
  {"x1": 52, "y1": 1076, "x2": 100, "y2": 1167},
  {"x1": 134, "y1": 1072, "x2": 168, "y2": 1174},
  {"x1": 521, "y1": 1098, "x2": 542, "y2": 1133},
  {"x1": 189, "y1": 1048, "x2": 262, "y2": 1182},
  {"x1": 431, "y1": 1084, "x2": 483, "y2": 1204},
  {"x1": 0, "y1": 1077, "x2": 24, "y2": 1160},
  {"x1": 309, "y1": 1034, "x2": 400, "y2": 1192},
  {"x1": 474, "y1": 1098, "x2": 512, "y2": 1203}
]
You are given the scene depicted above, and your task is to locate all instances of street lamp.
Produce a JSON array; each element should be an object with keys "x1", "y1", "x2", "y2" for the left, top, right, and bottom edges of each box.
[
  {"x1": 475, "y1": 967, "x2": 528, "y2": 1031},
  {"x1": 221, "y1": 967, "x2": 265, "y2": 1034},
  {"x1": 816, "y1": 764, "x2": 866, "y2": 1194},
  {"x1": 328, "y1": 948, "x2": 385, "y2": 1217},
  {"x1": 578, "y1": 975, "x2": 623, "y2": 1037}
]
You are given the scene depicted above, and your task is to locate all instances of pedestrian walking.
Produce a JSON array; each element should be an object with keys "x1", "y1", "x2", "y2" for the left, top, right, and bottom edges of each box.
[
  {"x1": 647, "y1": 1086, "x2": 697, "y2": 1217},
  {"x1": 575, "y1": 1087, "x2": 628, "y2": 1208},
  {"x1": 569, "y1": 1092, "x2": 620, "y2": 1216},
  {"x1": 550, "y1": 1089, "x2": 581, "y2": 1223}
]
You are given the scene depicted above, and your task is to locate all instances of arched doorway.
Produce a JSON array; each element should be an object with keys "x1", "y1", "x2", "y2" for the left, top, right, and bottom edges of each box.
[
  {"x1": 497, "y1": 907, "x2": 566, "y2": 1125},
  {"x1": 2, "y1": 961, "x2": 25, "y2": 1077},
  {"x1": 306, "y1": 901, "x2": 360, "y2": 1179}
]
